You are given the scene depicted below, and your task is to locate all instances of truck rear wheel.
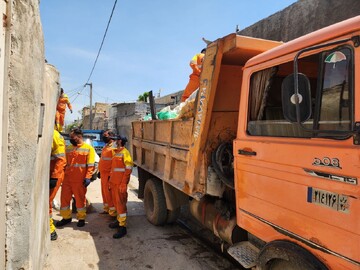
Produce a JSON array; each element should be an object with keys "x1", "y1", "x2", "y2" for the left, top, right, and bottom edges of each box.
[
  {"x1": 144, "y1": 178, "x2": 167, "y2": 225},
  {"x1": 166, "y1": 208, "x2": 180, "y2": 224}
]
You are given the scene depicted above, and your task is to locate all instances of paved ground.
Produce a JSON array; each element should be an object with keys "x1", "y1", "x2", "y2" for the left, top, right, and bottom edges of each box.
[{"x1": 44, "y1": 172, "x2": 238, "y2": 270}]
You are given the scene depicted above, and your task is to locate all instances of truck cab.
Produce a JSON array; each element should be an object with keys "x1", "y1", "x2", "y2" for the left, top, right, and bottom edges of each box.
[
  {"x1": 82, "y1": 129, "x2": 105, "y2": 156},
  {"x1": 233, "y1": 16, "x2": 360, "y2": 270}
]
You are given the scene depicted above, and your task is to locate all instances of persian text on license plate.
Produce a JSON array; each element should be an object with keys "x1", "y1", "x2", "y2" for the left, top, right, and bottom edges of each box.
[{"x1": 307, "y1": 187, "x2": 349, "y2": 213}]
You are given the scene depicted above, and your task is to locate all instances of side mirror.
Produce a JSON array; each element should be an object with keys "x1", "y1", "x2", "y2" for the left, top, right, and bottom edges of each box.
[{"x1": 281, "y1": 73, "x2": 312, "y2": 123}]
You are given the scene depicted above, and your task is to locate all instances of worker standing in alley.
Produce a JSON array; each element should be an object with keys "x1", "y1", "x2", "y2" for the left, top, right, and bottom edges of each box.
[
  {"x1": 56, "y1": 88, "x2": 73, "y2": 132},
  {"x1": 181, "y1": 48, "x2": 206, "y2": 102},
  {"x1": 56, "y1": 128, "x2": 95, "y2": 228},
  {"x1": 49, "y1": 128, "x2": 66, "y2": 241},
  {"x1": 108, "y1": 136, "x2": 133, "y2": 239},
  {"x1": 98, "y1": 129, "x2": 116, "y2": 216}
]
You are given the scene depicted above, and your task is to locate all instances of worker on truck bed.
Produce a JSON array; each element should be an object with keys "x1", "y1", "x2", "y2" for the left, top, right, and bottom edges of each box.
[
  {"x1": 181, "y1": 48, "x2": 206, "y2": 102},
  {"x1": 98, "y1": 129, "x2": 116, "y2": 216},
  {"x1": 49, "y1": 127, "x2": 66, "y2": 241},
  {"x1": 55, "y1": 88, "x2": 72, "y2": 132},
  {"x1": 56, "y1": 128, "x2": 95, "y2": 228},
  {"x1": 108, "y1": 136, "x2": 133, "y2": 239}
]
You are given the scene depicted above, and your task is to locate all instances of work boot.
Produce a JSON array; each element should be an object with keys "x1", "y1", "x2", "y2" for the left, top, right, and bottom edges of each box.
[
  {"x1": 56, "y1": 218, "x2": 72, "y2": 227},
  {"x1": 77, "y1": 220, "x2": 85, "y2": 227},
  {"x1": 50, "y1": 231, "x2": 58, "y2": 241},
  {"x1": 108, "y1": 220, "x2": 119, "y2": 229},
  {"x1": 113, "y1": 226, "x2": 127, "y2": 239}
]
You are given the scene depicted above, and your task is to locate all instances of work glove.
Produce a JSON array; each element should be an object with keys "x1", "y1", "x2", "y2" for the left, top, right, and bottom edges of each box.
[
  {"x1": 83, "y1": 178, "x2": 91, "y2": 187},
  {"x1": 50, "y1": 178, "x2": 58, "y2": 189},
  {"x1": 97, "y1": 171, "x2": 101, "y2": 179}
]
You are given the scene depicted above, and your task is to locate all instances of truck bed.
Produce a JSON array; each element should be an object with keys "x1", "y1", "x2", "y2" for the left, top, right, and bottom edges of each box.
[{"x1": 132, "y1": 34, "x2": 282, "y2": 199}]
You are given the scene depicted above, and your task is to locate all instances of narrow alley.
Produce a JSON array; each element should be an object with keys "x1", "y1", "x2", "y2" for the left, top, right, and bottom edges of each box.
[{"x1": 44, "y1": 171, "x2": 237, "y2": 270}]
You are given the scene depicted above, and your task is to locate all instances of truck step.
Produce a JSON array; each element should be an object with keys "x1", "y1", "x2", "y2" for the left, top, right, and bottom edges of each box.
[{"x1": 227, "y1": 241, "x2": 259, "y2": 269}]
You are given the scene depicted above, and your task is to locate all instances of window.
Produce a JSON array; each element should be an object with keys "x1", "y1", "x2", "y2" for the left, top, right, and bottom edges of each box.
[{"x1": 247, "y1": 46, "x2": 353, "y2": 138}]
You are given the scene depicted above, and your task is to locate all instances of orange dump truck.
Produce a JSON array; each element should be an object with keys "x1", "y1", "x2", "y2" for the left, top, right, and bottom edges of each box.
[{"x1": 132, "y1": 16, "x2": 360, "y2": 269}]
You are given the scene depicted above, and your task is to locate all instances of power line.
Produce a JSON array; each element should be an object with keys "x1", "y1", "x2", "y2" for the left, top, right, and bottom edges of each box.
[
  {"x1": 84, "y1": 0, "x2": 118, "y2": 86},
  {"x1": 71, "y1": 0, "x2": 117, "y2": 104}
]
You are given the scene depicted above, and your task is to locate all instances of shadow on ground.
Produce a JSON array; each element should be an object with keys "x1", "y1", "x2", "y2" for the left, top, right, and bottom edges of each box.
[{"x1": 46, "y1": 171, "x2": 238, "y2": 270}]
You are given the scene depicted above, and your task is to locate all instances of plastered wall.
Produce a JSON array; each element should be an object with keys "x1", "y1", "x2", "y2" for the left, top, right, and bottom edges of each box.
[{"x1": 1, "y1": 0, "x2": 60, "y2": 269}]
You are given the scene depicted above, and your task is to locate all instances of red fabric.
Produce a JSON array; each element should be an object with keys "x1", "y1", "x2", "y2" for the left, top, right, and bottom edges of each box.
[
  {"x1": 60, "y1": 182, "x2": 87, "y2": 209},
  {"x1": 49, "y1": 175, "x2": 63, "y2": 215},
  {"x1": 100, "y1": 172, "x2": 111, "y2": 207},
  {"x1": 110, "y1": 182, "x2": 128, "y2": 215},
  {"x1": 181, "y1": 74, "x2": 200, "y2": 102}
]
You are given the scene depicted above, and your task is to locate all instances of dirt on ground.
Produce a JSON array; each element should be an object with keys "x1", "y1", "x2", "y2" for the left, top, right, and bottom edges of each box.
[{"x1": 44, "y1": 173, "x2": 237, "y2": 270}]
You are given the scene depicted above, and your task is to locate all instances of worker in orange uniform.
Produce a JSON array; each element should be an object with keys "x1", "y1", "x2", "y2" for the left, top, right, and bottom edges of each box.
[
  {"x1": 181, "y1": 48, "x2": 206, "y2": 102},
  {"x1": 55, "y1": 88, "x2": 73, "y2": 132},
  {"x1": 98, "y1": 129, "x2": 116, "y2": 216},
  {"x1": 108, "y1": 136, "x2": 133, "y2": 239},
  {"x1": 56, "y1": 128, "x2": 95, "y2": 228},
  {"x1": 49, "y1": 128, "x2": 66, "y2": 241}
]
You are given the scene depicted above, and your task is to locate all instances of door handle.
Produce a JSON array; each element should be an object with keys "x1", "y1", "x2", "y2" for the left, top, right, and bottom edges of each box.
[{"x1": 238, "y1": 149, "x2": 256, "y2": 156}]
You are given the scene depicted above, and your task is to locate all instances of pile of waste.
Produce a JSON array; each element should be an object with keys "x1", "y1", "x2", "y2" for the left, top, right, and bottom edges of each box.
[{"x1": 143, "y1": 90, "x2": 198, "y2": 121}]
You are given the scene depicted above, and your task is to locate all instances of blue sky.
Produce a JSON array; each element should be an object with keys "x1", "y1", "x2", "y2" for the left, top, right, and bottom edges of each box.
[{"x1": 40, "y1": 0, "x2": 297, "y2": 122}]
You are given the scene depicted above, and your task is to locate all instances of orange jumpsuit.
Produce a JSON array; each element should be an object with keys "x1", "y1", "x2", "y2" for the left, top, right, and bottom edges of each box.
[
  {"x1": 55, "y1": 94, "x2": 72, "y2": 131},
  {"x1": 49, "y1": 130, "x2": 66, "y2": 233},
  {"x1": 98, "y1": 141, "x2": 115, "y2": 214},
  {"x1": 181, "y1": 53, "x2": 205, "y2": 102},
  {"x1": 109, "y1": 147, "x2": 133, "y2": 227},
  {"x1": 60, "y1": 142, "x2": 95, "y2": 221}
]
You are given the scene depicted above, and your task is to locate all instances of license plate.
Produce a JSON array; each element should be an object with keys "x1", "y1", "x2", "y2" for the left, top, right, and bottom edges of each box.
[{"x1": 307, "y1": 187, "x2": 349, "y2": 213}]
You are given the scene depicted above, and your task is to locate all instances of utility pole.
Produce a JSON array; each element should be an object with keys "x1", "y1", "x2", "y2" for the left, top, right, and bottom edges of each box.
[{"x1": 85, "y1": 83, "x2": 93, "y2": 129}]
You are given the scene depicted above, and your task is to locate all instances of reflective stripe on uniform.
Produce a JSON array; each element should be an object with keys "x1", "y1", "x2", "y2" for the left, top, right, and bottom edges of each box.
[
  {"x1": 66, "y1": 148, "x2": 90, "y2": 153},
  {"x1": 101, "y1": 157, "x2": 112, "y2": 160},
  {"x1": 51, "y1": 153, "x2": 65, "y2": 160},
  {"x1": 77, "y1": 207, "x2": 86, "y2": 212},
  {"x1": 118, "y1": 213, "x2": 126, "y2": 218},
  {"x1": 114, "y1": 168, "x2": 125, "y2": 172},
  {"x1": 60, "y1": 206, "x2": 70, "y2": 210},
  {"x1": 114, "y1": 153, "x2": 124, "y2": 157},
  {"x1": 126, "y1": 166, "x2": 133, "y2": 170},
  {"x1": 68, "y1": 163, "x2": 87, "y2": 168},
  {"x1": 77, "y1": 148, "x2": 90, "y2": 153},
  {"x1": 87, "y1": 163, "x2": 95, "y2": 166}
]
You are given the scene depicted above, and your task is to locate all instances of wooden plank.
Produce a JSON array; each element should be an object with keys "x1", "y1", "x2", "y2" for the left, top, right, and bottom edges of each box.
[
  {"x1": 154, "y1": 121, "x2": 172, "y2": 144},
  {"x1": 172, "y1": 119, "x2": 193, "y2": 147},
  {"x1": 143, "y1": 121, "x2": 154, "y2": 141},
  {"x1": 132, "y1": 121, "x2": 143, "y2": 139}
]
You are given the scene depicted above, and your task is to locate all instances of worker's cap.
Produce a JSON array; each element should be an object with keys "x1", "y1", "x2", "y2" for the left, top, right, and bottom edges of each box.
[{"x1": 116, "y1": 136, "x2": 128, "y2": 143}]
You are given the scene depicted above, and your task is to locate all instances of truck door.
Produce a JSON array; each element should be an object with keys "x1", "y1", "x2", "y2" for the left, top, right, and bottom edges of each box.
[{"x1": 234, "y1": 41, "x2": 359, "y2": 267}]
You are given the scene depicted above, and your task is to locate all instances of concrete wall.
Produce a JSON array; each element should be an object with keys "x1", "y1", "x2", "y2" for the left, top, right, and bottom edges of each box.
[
  {"x1": 81, "y1": 102, "x2": 111, "y2": 130},
  {"x1": 109, "y1": 102, "x2": 149, "y2": 155},
  {"x1": 0, "y1": 1, "x2": 59, "y2": 269},
  {"x1": 238, "y1": 0, "x2": 360, "y2": 42},
  {"x1": 155, "y1": 90, "x2": 183, "y2": 106},
  {"x1": 0, "y1": 0, "x2": 9, "y2": 268}
]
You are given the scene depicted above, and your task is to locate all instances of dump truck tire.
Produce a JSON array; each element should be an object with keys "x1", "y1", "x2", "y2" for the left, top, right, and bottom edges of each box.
[
  {"x1": 166, "y1": 208, "x2": 180, "y2": 224},
  {"x1": 258, "y1": 241, "x2": 327, "y2": 270},
  {"x1": 144, "y1": 178, "x2": 167, "y2": 225}
]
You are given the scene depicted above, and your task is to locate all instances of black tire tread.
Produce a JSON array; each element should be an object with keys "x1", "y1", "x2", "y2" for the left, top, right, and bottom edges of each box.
[{"x1": 144, "y1": 178, "x2": 167, "y2": 225}]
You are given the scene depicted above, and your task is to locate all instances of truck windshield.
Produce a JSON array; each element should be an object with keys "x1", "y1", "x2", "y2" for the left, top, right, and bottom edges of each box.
[
  {"x1": 83, "y1": 133, "x2": 101, "y2": 140},
  {"x1": 247, "y1": 45, "x2": 353, "y2": 139}
]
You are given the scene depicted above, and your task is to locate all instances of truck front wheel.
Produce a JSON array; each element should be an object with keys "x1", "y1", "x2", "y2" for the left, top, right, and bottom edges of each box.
[
  {"x1": 258, "y1": 241, "x2": 327, "y2": 270},
  {"x1": 144, "y1": 178, "x2": 167, "y2": 225}
]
